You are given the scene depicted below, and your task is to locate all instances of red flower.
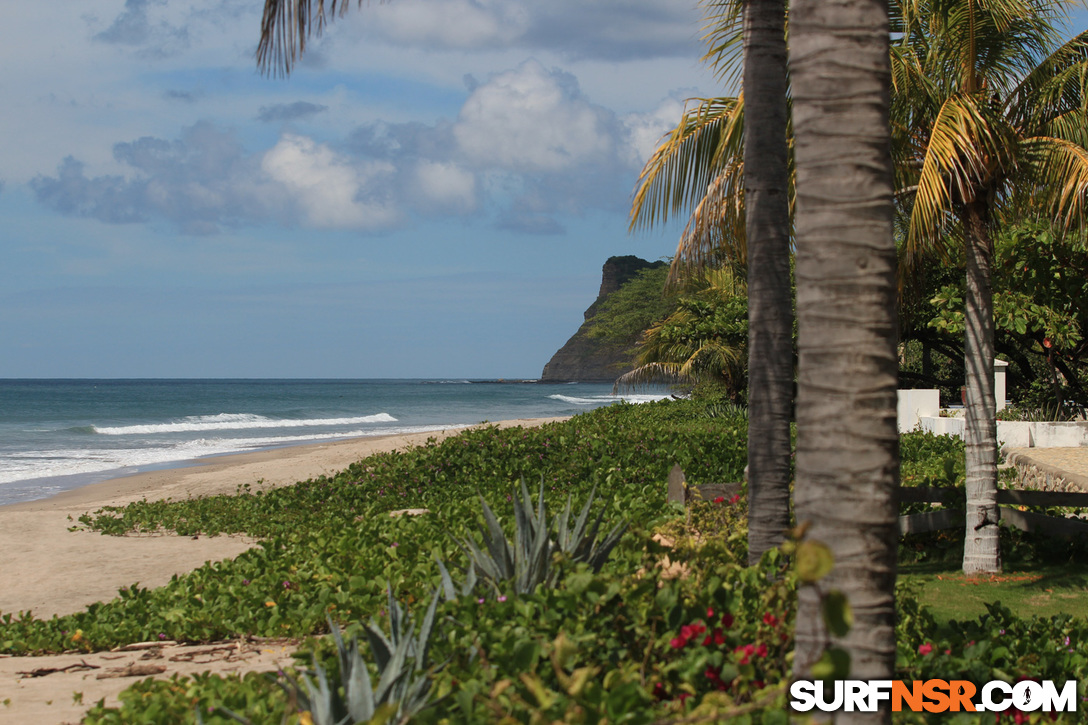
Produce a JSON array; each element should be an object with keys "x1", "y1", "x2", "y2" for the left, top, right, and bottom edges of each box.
[
  {"x1": 729, "y1": 494, "x2": 742, "y2": 504},
  {"x1": 670, "y1": 636, "x2": 687, "y2": 649},
  {"x1": 735, "y1": 643, "x2": 758, "y2": 665},
  {"x1": 702, "y1": 627, "x2": 727, "y2": 647},
  {"x1": 918, "y1": 643, "x2": 933, "y2": 655},
  {"x1": 706, "y1": 607, "x2": 715, "y2": 621},
  {"x1": 763, "y1": 612, "x2": 778, "y2": 627},
  {"x1": 721, "y1": 612, "x2": 734, "y2": 629},
  {"x1": 652, "y1": 682, "x2": 668, "y2": 700},
  {"x1": 713, "y1": 495, "x2": 726, "y2": 504},
  {"x1": 704, "y1": 667, "x2": 729, "y2": 691}
]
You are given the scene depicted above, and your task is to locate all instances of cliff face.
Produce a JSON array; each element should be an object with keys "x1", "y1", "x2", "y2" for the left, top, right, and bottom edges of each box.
[{"x1": 541, "y1": 256, "x2": 666, "y2": 382}]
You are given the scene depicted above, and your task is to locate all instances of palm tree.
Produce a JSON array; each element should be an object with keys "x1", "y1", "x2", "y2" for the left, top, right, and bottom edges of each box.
[
  {"x1": 613, "y1": 267, "x2": 749, "y2": 397},
  {"x1": 631, "y1": 0, "x2": 795, "y2": 566},
  {"x1": 739, "y1": 0, "x2": 794, "y2": 566},
  {"x1": 788, "y1": 0, "x2": 900, "y2": 706},
  {"x1": 891, "y1": 0, "x2": 1088, "y2": 574}
]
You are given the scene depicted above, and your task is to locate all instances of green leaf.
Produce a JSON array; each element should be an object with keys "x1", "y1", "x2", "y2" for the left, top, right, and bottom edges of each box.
[
  {"x1": 822, "y1": 590, "x2": 853, "y2": 638},
  {"x1": 795, "y1": 540, "x2": 834, "y2": 583},
  {"x1": 809, "y1": 647, "x2": 851, "y2": 681}
]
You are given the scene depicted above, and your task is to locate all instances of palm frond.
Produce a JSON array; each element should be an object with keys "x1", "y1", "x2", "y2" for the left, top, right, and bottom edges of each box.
[
  {"x1": 1006, "y1": 28, "x2": 1088, "y2": 134},
  {"x1": 700, "y1": 0, "x2": 745, "y2": 88},
  {"x1": 613, "y1": 362, "x2": 690, "y2": 392},
  {"x1": 1015, "y1": 135, "x2": 1088, "y2": 237},
  {"x1": 668, "y1": 158, "x2": 748, "y2": 285},
  {"x1": 258, "y1": 0, "x2": 375, "y2": 77},
  {"x1": 904, "y1": 93, "x2": 1015, "y2": 262},
  {"x1": 630, "y1": 96, "x2": 743, "y2": 233}
]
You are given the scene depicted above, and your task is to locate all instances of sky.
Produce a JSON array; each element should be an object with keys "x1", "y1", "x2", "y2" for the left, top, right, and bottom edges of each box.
[
  {"x1": 2, "y1": 2, "x2": 1085, "y2": 379},
  {"x1": 0, "y1": 0, "x2": 725, "y2": 379}
]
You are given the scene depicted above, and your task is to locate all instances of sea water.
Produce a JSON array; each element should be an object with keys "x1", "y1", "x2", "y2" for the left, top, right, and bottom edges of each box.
[{"x1": 0, "y1": 379, "x2": 669, "y2": 506}]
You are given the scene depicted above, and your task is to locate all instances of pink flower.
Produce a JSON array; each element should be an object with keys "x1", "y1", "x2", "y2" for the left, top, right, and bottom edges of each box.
[
  {"x1": 918, "y1": 643, "x2": 933, "y2": 655},
  {"x1": 670, "y1": 636, "x2": 687, "y2": 649}
]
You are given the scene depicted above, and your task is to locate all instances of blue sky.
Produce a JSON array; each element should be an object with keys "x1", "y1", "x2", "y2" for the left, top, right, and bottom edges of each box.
[
  {"x1": 2, "y1": 0, "x2": 719, "y2": 378},
  {"x1": 2, "y1": 2, "x2": 1085, "y2": 378}
]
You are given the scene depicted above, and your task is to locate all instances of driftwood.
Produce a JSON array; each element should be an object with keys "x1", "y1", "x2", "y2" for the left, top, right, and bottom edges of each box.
[
  {"x1": 115, "y1": 640, "x2": 177, "y2": 651},
  {"x1": 17, "y1": 660, "x2": 99, "y2": 678},
  {"x1": 169, "y1": 644, "x2": 252, "y2": 664},
  {"x1": 96, "y1": 663, "x2": 168, "y2": 679}
]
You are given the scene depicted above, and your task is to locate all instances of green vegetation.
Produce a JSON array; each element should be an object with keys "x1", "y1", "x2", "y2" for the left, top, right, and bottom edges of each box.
[
  {"x1": 615, "y1": 268, "x2": 750, "y2": 401},
  {"x1": 0, "y1": 402, "x2": 1082, "y2": 722},
  {"x1": 585, "y1": 264, "x2": 674, "y2": 345},
  {"x1": 903, "y1": 221, "x2": 1088, "y2": 413}
]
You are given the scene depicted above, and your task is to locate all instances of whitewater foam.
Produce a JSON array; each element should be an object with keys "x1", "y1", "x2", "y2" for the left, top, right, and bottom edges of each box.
[
  {"x1": 92, "y1": 412, "x2": 397, "y2": 436},
  {"x1": 548, "y1": 393, "x2": 670, "y2": 406},
  {"x1": 0, "y1": 423, "x2": 464, "y2": 488}
]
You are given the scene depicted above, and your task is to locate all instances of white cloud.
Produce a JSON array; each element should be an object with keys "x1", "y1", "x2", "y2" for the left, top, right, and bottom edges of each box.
[
  {"x1": 414, "y1": 161, "x2": 477, "y2": 212},
  {"x1": 454, "y1": 60, "x2": 617, "y2": 172},
  {"x1": 621, "y1": 93, "x2": 691, "y2": 168},
  {"x1": 261, "y1": 134, "x2": 399, "y2": 230},
  {"x1": 356, "y1": 0, "x2": 700, "y2": 61}
]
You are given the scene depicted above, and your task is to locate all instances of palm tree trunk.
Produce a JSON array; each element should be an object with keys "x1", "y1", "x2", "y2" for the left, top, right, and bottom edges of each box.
[
  {"x1": 743, "y1": 0, "x2": 794, "y2": 565},
  {"x1": 790, "y1": 0, "x2": 899, "y2": 717},
  {"x1": 962, "y1": 198, "x2": 1001, "y2": 575}
]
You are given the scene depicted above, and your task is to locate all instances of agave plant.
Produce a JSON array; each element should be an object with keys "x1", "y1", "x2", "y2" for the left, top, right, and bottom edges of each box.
[
  {"x1": 452, "y1": 478, "x2": 627, "y2": 595},
  {"x1": 258, "y1": 588, "x2": 440, "y2": 725}
]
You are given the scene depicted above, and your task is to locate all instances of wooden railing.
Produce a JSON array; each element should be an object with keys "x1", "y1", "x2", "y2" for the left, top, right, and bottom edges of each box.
[
  {"x1": 898, "y1": 487, "x2": 1088, "y2": 537},
  {"x1": 663, "y1": 464, "x2": 1088, "y2": 539}
]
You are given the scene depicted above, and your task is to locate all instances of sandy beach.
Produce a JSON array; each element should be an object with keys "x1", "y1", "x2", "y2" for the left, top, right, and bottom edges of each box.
[{"x1": 0, "y1": 416, "x2": 566, "y2": 724}]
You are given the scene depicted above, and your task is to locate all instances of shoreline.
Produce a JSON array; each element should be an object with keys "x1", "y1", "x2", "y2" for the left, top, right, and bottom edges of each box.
[
  {"x1": 0, "y1": 416, "x2": 569, "y2": 620},
  {"x1": 2, "y1": 417, "x2": 569, "y2": 514}
]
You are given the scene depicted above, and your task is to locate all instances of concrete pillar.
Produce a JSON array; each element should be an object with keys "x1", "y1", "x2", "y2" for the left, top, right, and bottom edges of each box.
[{"x1": 994, "y1": 358, "x2": 1008, "y2": 411}]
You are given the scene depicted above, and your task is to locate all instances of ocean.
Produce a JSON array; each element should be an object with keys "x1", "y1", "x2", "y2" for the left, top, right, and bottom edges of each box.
[{"x1": 0, "y1": 379, "x2": 669, "y2": 506}]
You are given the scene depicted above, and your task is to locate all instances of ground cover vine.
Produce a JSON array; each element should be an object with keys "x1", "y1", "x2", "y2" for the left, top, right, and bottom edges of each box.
[{"x1": 1, "y1": 400, "x2": 1084, "y2": 722}]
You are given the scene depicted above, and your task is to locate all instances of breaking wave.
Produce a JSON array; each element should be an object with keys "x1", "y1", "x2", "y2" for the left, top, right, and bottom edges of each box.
[
  {"x1": 548, "y1": 393, "x2": 671, "y2": 406},
  {"x1": 92, "y1": 412, "x2": 397, "y2": 436}
]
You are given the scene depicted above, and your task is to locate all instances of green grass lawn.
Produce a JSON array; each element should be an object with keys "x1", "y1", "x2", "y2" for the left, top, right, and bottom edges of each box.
[{"x1": 899, "y1": 561, "x2": 1088, "y2": 623}]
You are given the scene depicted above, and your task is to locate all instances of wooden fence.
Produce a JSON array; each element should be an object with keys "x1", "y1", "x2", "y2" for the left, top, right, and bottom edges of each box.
[
  {"x1": 665, "y1": 464, "x2": 1088, "y2": 539},
  {"x1": 898, "y1": 487, "x2": 1088, "y2": 538}
]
